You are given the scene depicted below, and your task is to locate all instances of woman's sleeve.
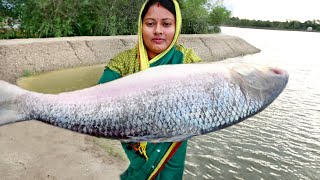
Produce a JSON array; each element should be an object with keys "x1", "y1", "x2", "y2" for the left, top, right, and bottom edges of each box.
[
  {"x1": 187, "y1": 49, "x2": 202, "y2": 63},
  {"x1": 98, "y1": 67, "x2": 122, "y2": 84},
  {"x1": 98, "y1": 49, "x2": 131, "y2": 84},
  {"x1": 177, "y1": 45, "x2": 202, "y2": 63}
]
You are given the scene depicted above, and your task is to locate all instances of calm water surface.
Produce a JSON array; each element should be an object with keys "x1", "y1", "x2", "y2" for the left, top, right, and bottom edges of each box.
[{"x1": 184, "y1": 27, "x2": 320, "y2": 180}]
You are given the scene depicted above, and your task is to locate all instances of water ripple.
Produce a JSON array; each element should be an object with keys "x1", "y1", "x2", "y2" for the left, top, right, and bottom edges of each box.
[{"x1": 184, "y1": 27, "x2": 320, "y2": 180}]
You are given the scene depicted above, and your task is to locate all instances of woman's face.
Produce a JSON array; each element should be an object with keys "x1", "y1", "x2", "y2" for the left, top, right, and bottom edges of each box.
[{"x1": 142, "y1": 3, "x2": 176, "y2": 59}]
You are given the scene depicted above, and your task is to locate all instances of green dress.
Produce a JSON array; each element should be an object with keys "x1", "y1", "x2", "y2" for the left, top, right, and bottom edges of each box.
[{"x1": 98, "y1": 45, "x2": 201, "y2": 180}]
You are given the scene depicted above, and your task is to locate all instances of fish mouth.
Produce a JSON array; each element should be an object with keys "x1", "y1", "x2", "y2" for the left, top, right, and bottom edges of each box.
[
  {"x1": 269, "y1": 67, "x2": 289, "y2": 83},
  {"x1": 270, "y1": 67, "x2": 285, "y2": 75}
]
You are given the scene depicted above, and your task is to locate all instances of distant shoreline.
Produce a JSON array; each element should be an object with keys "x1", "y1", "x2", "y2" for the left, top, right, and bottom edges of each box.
[{"x1": 222, "y1": 25, "x2": 319, "y2": 33}]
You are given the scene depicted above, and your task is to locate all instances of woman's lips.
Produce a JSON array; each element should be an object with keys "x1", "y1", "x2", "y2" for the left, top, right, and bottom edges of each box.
[{"x1": 152, "y1": 38, "x2": 165, "y2": 44}]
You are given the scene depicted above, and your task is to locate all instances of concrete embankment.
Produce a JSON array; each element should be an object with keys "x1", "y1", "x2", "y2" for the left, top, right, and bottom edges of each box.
[{"x1": 0, "y1": 34, "x2": 260, "y2": 83}]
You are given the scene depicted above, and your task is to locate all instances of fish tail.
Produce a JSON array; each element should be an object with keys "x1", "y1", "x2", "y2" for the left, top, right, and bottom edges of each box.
[{"x1": 0, "y1": 80, "x2": 29, "y2": 126}]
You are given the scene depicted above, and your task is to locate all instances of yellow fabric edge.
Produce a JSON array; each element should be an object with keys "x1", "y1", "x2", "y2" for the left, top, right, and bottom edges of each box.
[
  {"x1": 138, "y1": 1, "x2": 149, "y2": 70},
  {"x1": 138, "y1": 141, "x2": 149, "y2": 160},
  {"x1": 147, "y1": 142, "x2": 178, "y2": 180}
]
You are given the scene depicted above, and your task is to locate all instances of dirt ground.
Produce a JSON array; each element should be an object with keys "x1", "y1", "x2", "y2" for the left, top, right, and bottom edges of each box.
[{"x1": 0, "y1": 120, "x2": 129, "y2": 180}]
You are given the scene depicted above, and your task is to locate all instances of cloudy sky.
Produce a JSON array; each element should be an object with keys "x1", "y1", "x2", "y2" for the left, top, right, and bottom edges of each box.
[{"x1": 222, "y1": 0, "x2": 320, "y2": 22}]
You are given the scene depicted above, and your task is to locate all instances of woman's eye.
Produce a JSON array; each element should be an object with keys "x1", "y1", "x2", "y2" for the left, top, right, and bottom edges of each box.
[
  {"x1": 146, "y1": 22, "x2": 154, "y2": 26},
  {"x1": 163, "y1": 22, "x2": 172, "y2": 27}
]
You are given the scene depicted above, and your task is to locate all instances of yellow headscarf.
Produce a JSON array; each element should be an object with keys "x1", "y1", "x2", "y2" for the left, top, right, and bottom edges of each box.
[{"x1": 138, "y1": 0, "x2": 182, "y2": 71}]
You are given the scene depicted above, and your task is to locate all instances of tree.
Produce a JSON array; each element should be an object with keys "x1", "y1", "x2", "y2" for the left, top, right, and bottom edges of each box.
[
  {"x1": 180, "y1": 0, "x2": 211, "y2": 34},
  {"x1": 209, "y1": 5, "x2": 230, "y2": 25},
  {"x1": 0, "y1": 0, "x2": 23, "y2": 27},
  {"x1": 1, "y1": 0, "x2": 233, "y2": 38},
  {"x1": 2, "y1": 0, "x2": 145, "y2": 38}
]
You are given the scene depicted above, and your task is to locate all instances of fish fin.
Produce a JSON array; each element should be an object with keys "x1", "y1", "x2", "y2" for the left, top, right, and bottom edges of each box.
[{"x1": 0, "y1": 80, "x2": 28, "y2": 126}]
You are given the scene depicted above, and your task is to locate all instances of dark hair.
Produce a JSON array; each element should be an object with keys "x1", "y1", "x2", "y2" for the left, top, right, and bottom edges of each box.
[{"x1": 141, "y1": 0, "x2": 176, "y2": 20}]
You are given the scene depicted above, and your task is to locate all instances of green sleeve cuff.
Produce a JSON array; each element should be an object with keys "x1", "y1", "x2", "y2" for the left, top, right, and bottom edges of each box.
[{"x1": 98, "y1": 67, "x2": 122, "y2": 84}]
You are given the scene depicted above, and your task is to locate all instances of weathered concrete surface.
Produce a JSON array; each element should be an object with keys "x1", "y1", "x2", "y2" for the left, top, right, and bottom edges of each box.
[{"x1": 0, "y1": 34, "x2": 260, "y2": 83}]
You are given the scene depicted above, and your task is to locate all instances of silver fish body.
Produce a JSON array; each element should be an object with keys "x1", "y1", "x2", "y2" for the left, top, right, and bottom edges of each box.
[{"x1": 0, "y1": 62, "x2": 289, "y2": 142}]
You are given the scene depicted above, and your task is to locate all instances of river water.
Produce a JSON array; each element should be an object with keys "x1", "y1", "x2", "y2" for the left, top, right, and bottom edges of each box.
[
  {"x1": 184, "y1": 27, "x2": 320, "y2": 180},
  {"x1": 16, "y1": 27, "x2": 320, "y2": 180}
]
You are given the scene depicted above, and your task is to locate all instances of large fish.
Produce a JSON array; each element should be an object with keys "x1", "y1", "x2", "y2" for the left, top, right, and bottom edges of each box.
[{"x1": 0, "y1": 62, "x2": 288, "y2": 142}]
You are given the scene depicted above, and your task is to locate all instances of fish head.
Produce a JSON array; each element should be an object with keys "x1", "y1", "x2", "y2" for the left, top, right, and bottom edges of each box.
[{"x1": 228, "y1": 63, "x2": 289, "y2": 109}]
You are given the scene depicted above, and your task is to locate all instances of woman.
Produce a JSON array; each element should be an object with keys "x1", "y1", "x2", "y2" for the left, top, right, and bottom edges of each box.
[{"x1": 98, "y1": 0, "x2": 202, "y2": 179}]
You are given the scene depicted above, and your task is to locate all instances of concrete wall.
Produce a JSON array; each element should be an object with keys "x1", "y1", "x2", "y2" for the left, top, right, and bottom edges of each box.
[{"x1": 0, "y1": 34, "x2": 260, "y2": 83}]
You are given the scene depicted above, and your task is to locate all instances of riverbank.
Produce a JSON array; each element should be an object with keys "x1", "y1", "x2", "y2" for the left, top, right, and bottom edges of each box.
[
  {"x1": 0, "y1": 34, "x2": 260, "y2": 83},
  {"x1": 0, "y1": 34, "x2": 261, "y2": 180}
]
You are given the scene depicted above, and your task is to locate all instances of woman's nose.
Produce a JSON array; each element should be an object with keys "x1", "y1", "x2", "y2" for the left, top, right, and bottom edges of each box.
[{"x1": 154, "y1": 24, "x2": 163, "y2": 34}]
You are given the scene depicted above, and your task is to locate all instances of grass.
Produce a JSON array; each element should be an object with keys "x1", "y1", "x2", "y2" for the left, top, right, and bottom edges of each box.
[
  {"x1": 22, "y1": 69, "x2": 33, "y2": 77},
  {"x1": 0, "y1": 28, "x2": 29, "y2": 39}
]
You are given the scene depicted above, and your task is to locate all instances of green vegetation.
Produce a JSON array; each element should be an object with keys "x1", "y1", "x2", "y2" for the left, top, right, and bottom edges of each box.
[
  {"x1": 179, "y1": 0, "x2": 230, "y2": 34},
  {"x1": 225, "y1": 17, "x2": 320, "y2": 32},
  {"x1": 0, "y1": 0, "x2": 231, "y2": 39},
  {"x1": 22, "y1": 69, "x2": 33, "y2": 77}
]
